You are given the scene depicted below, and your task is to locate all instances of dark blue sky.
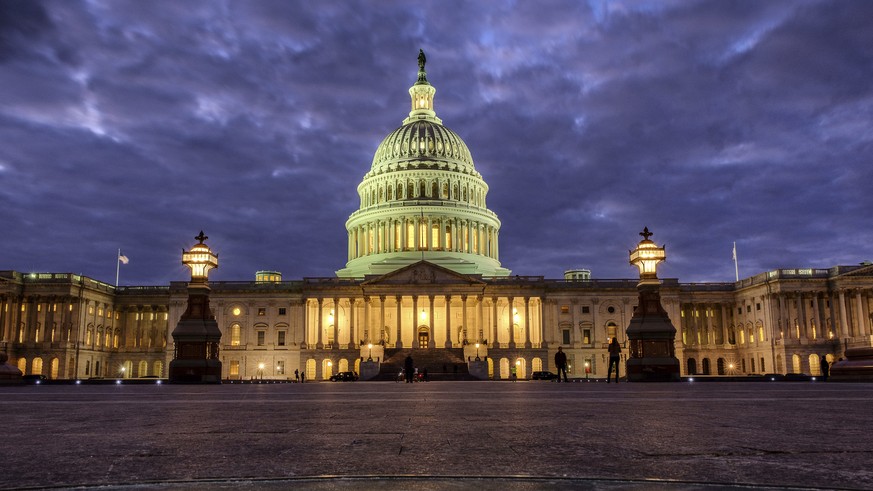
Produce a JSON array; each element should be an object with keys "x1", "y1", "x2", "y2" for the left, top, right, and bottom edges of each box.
[{"x1": 1, "y1": 0, "x2": 872, "y2": 285}]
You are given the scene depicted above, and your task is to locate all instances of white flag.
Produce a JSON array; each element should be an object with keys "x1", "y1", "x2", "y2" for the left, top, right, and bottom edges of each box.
[
  {"x1": 731, "y1": 242, "x2": 737, "y2": 261},
  {"x1": 118, "y1": 253, "x2": 129, "y2": 265}
]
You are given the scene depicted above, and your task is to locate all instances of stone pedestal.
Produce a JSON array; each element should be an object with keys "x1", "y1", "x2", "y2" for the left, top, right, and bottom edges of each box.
[
  {"x1": 829, "y1": 347, "x2": 873, "y2": 382},
  {"x1": 0, "y1": 353, "x2": 23, "y2": 385},
  {"x1": 626, "y1": 282, "x2": 680, "y2": 382},
  {"x1": 169, "y1": 282, "x2": 222, "y2": 384}
]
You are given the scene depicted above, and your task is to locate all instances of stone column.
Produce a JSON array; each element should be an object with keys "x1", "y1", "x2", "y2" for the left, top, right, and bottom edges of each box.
[
  {"x1": 477, "y1": 295, "x2": 484, "y2": 343},
  {"x1": 428, "y1": 295, "x2": 435, "y2": 348},
  {"x1": 839, "y1": 290, "x2": 849, "y2": 338},
  {"x1": 491, "y1": 297, "x2": 499, "y2": 347},
  {"x1": 798, "y1": 294, "x2": 808, "y2": 341},
  {"x1": 524, "y1": 297, "x2": 532, "y2": 348},
  {"x1": 704, "y1": 303, "x2": 714, "y2": 346},
  {"x1": 349, "y1": 299, "x2": 357, "y2": 346},
  {"x1": 316, "y1": 298, "x2": 324, "y2": 349},
  {"x1": 332, "y1": 298, "x2": 340, "y2": 349},
  {"x1": 856, "y1": 290, "x2": 868, "y2": 337},
  {"x1": 811, "y1": 293, "x2": 821, "y2": 339},
  {"x1": 461, "y1": 295, "x2": 468, "y2": 344},
  {"x1": 508, "y1": 296, "x2": 515, "y2": 348},
  {"x1": 363, "y1": 296, "x2": 371, "y2": 344},
  {"x1": 445, "y1": 295, "x2": 452, "y2": 348},
  {"x1": 395, "y1": 296, "x2": 402, "y2": 347},
  {"x1": 378, "y1": 296, "x2": 385, "y2": 347}
]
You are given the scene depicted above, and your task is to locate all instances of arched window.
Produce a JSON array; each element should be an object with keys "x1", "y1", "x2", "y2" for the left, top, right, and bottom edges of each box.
[
  {"x1": 419, "y1": 181, "x2": 426, "y2": 198},
  {"x1": 687, "y1": 358, "x2": 697, "y2": 375},
  {"x1": 32, "y1": 357, "x2": 44, "y2": 375},
  {"x1": 499, "y1": 358, "x2": 510, "y2": 380},
  {"x1": 322, "y1": 359, "x2": 333, "y2": 380},
  {"x1": 154, "y1": 360, "x2": 164, "y2": 377},
  {"x1": 809, "y1": 354, "x2": 821, "y2": 376},
  {"x1": 230, "y1": 324, "x2": 241, "y2": 346},
  {"x1": 388, "y1": 186, "x2": 394, "y2": 201},
  {"x1": 431, "y1": 182, "x2": 438, "y2": 198},
  {"x1": 407, "y1": 182, "x2": 414, "y2": 199},
  {"x1": 717, "y1": 357, "x2": 726, "y2": 375},
  {"x1": 532, "y1": 357, "x2": 543, "y2": 372},
  {"x1": 442, "y1": 182, "x2": 448, "y2": 198},
  {"x1": 17, "y1": 357, "x2": 26, "y2": 374},
  {"x1": 607, "y1": 322, "x2": 617, "y2": 342},
  {"x1": 339, "y1": 358, "x2": 349, "y2": 373},
  {"x1": 50, "y1": 357, "x2": 59, "y2": 379},
  {"x1": 701, "y1": 358, "x2": 711, "y2": 375},
  {"x1": 138, "y1": 360, "x2": 148, "y2": 377},
  {"x1": 515, "y1": 358, "x2": 527, "y2": 379}
]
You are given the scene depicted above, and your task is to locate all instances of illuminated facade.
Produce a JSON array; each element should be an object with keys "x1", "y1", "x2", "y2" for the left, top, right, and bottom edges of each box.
[{"x1": 2, "y1": 55, "x2": 872, "y2": 381}]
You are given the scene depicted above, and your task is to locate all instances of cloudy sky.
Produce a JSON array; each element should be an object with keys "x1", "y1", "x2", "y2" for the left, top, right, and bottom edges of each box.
[{"x1": 1, "y1": 0, "x2": 871, "y2": 285}]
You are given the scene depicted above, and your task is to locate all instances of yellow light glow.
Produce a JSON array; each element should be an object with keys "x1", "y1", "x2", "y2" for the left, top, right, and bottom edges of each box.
[
  {"x1": 327, "y1": 361, "x2": 332, "y2": 367},
  {"x1": 368, "y1": 343, "x2": 373, "y2": 349},
  {"x1": 258, "y1": 363, "x2": 265, "y2": 370},
  {"x1": 420, "y1": 309, "x2": 427, "y2": 320},
  {"x1": 232, "y1": 307, "x2": 241, "y2": 316},
  {"x1": 515, "y1": 360, "x2": 521, "y2": 365},
  {"x1": 475, "y1": 343, "x2": 479, "y2": 349}
]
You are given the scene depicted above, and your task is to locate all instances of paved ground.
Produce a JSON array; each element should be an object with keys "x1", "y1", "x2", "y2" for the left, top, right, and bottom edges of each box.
[{"x1": 2, "y1": 380, "x2": 872, "y2": 490}]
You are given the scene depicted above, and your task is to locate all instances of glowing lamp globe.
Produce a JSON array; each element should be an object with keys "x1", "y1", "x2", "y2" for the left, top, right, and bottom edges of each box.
[
  {"x1": 629, "y1": 227, "x2": 666, "y2": 282},
  {"x1": 182, "y1": 231, "x2": 218, "y2": 281}
]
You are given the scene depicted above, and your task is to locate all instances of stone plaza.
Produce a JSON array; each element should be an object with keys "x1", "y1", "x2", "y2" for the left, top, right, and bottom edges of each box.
[{"x1": 3, "y1": 380, "x2": 872, "y2": 490}]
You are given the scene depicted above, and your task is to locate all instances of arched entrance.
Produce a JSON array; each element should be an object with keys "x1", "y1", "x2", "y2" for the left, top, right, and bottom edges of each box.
[{"x1": 418, "y1": 326, "x2": 429, "y2": 349}]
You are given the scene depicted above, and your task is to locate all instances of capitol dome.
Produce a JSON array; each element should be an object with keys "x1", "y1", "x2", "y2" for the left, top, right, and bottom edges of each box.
[{"x1": 336, "y1": 52, "x2": 510, "y2": 278}]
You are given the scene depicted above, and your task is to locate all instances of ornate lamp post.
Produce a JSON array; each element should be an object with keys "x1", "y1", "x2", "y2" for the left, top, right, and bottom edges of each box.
[
  {"x1": 168, "y1": 231, "x2": 222, "y2": 383},
  {"x1": 625, "y1": 227, "x2": 680, "y2": 382}
]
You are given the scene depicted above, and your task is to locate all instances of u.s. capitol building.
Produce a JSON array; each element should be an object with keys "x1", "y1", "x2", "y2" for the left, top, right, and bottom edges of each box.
[{"x1": 2, "y1": 55, "x2": 871, "y2": 382}]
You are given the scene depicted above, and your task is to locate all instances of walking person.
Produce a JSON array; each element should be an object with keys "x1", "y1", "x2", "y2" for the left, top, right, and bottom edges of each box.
[
  {"x1": 294, "y1": 369, "x2": 299, "y2": 383},
  {"x1": 607, "y1": 337, "x2": 622, "y2": 383},
  {"x1": 555, "y1": 346, "x2": 569, "y2": 383},
  {"x1": 404, "y1": 354, "x2": 415, "y2": 383},
  {"x1": 820, "y1": 355, "x2": 830, "y2": 381}
]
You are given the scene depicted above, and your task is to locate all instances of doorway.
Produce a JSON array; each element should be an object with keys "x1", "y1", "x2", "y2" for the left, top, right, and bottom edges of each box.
[{"x1": 418, "y1": 327, "x2": 429, "y2": 348}]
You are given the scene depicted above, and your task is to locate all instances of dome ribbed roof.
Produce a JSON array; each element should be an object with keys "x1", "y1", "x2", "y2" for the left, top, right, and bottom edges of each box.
[{"x1": 370, "y1": 120, "x2": 475, "y2": 173}]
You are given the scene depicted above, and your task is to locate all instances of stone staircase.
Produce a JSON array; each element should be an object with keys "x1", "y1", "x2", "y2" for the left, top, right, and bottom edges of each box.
[{"x1": 373, "y1": 347, "x2": 476, "y2": 381}]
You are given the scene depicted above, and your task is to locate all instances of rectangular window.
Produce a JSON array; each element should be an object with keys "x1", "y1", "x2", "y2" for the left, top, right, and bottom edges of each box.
[
  {"x1": 746, "y1": 305, "x2": 751, "y2": 313},
  {"x1": 560, "y1": 306, "x2": 569, "y2": 314},
  {"x1": 258, "y1": 308, "x2": 266, "y2": 316},
  {"x1": 277, "y1": 331, "x2": 286, "y2": 346},
  {"x1": 581, "y1": 306, "x2": 590, "y2": 314},
  {"x1": 562, "y1": 329, "x2": 571, "y2": 345},
  {"x1": 257, "y1": 331, "x2": 265, "y2": 346},
  {"x1": 583, "y1": 329, "x2": 591, "y2": 344},
  {"x1": 276, "y1": 360, "x2": 285, "y2": 375},
  {"x1": 278, "y1": 308, "x2": 287, "y2": 316},
  {"x1": 229, "y1": 360, "x2": 239, "y2": 377},
  {"x1": 756, "y1": 303, "x2": 761, "y2": 311}
]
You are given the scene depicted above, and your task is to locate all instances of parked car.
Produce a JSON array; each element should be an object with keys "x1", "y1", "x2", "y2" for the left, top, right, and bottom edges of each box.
[
  {"x1": 23, "y1": 374, "x2": 47, "y2": 385},
  {"x1": 531, "y1": 371, "x2": 557, "y2": 380},
  {"x1": 329, "y1": 371, "x2": 358, "y2": 382}
]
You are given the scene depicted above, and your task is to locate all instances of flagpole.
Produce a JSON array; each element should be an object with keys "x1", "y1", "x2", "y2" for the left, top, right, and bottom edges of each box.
[
  {"x1": 116, "y1": 248, "x2": 121, "y2": 287},
  {"x1": 733, "y1": 242, "x2": 739, "y2": 282}
]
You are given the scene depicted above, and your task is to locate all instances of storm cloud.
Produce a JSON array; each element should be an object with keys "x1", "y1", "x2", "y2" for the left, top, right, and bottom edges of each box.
[{"x1": 1, "y1": 0, "x2": 871, "y2": 285}]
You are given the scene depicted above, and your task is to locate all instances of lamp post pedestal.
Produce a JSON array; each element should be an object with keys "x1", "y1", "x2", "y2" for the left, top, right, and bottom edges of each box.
[
  {"x1": 625, "y1": 282, "x2": 680, "y2": 382},
  {"x1": 625, "y1": 228, "x2": 680, "y2": 382},
  {"x1": 169, "y1": 232, "x2": 222, "y2": 384}
]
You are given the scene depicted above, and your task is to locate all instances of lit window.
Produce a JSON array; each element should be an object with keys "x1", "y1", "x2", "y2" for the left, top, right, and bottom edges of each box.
[
  {"x1": 257, "y1": 308, "x2": 266, "y2": 317},
  {"x1": 229, "y1": 360, "x2": 239, "y2": 377},
  {"x1": 561, "y1": 306, "x2": 569, "y2": 314},
  {"x1": 230, "y1": 324, "x2": 240, "y2": 346},
  {"x1": 277, "y1": 331, "x2": 286, "y2": 346},
  {"x1": 276, "y1": 360, "x2": 285, "y2": 375}
]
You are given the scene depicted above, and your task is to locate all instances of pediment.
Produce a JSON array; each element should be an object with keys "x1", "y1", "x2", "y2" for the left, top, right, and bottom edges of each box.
[{"x1": 361, "y1": 261, "x2": 485, "y2": 286}]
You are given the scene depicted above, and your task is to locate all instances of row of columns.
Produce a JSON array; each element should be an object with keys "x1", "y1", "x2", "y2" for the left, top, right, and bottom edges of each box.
[
  {"x1": 361, "y1": 179, "x2": 484, "y2": 209},
  {"x1": 348, "y1": 216, "x2": 498, "y2": 260},
  {"x1": 306, "y1": 295, "x2": 539, "y2": 349}
]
